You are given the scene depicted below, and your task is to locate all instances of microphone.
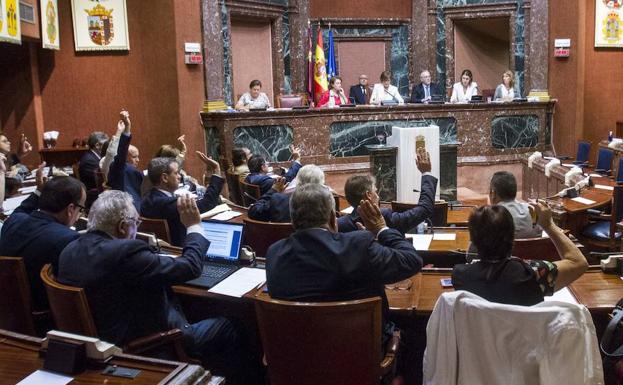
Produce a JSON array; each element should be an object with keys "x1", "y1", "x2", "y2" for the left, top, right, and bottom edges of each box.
[{"x1": 384, "y1": 88, "x2": 398, "y2": 102}]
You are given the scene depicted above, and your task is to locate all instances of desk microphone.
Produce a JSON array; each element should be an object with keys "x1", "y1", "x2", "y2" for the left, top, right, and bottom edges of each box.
[{"x1": 384, "y1": 88, "x2": 398, "y2": 102}]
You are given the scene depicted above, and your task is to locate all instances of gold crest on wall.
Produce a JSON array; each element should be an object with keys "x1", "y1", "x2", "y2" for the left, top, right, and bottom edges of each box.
[{"x1": 71, "y1": 0, "x2": 129, "y2": 51}]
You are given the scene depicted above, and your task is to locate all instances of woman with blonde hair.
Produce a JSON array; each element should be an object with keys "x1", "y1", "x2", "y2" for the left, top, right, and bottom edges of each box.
[{"x1": 494, "y1": 70, "x2": 518, "y2": 101}]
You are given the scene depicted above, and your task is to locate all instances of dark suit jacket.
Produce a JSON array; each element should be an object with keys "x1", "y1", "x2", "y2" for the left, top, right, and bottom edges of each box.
[
  {"x1": 338, "y1": 174, "x2": 437, "y2": 234},
  {"x1": 410, "y1": 83, "x2": 443, "y2": 103},
  {"x1": 266, "y1": 228, "x2": 422, "y2": 329},
  {"x1": 78, "y1": 150, "x2": 100, "y2": 190},
  {"x1": 0, "y1": 193, "x2": 79, "y2": 311},
  {"x1": 140, "y1": 175, "x2": 224, "y2": 246},
  {"x1": 57, "y1": 230, "x2": 209, "y2": 345},
  {"x1": 108, "y1": 133, "x2": 143, "y2": 210},
  {"x1": 247, "y1": 189, "x2": 292, "y2": 223},
  {"x1": 245, "y1": 161, "x2": 302, "y2": 196},
  {"x1": 348, "y1": 84, "x2": 370, "y2": 105}
]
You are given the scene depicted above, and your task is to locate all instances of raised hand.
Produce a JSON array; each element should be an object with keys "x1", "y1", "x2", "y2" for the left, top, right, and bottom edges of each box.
[
  {"x1": 18, "y1": 134, "x2": 32, "y2": 157},
  {"x1": 177, "y1": 195, "x2": 201, "y2": 228},
  {"x1": 0, "y1": 153, "x2": 7, "y2": 174},
  {"x1": 416, "y1": 147, "x2": 432, "y2": 174},
  {"x1": 530, "y1": 201, "x2": 554, "y2": 230},
  {"x1": 36, "y1": 162, "x2": 47, "y2": 191},
  {"x1": 272, "y1": 176, "x2": 287, "y2": 192},
  {"x1": 357, "y1": 199, "x2": 387, "y2": 235},
  {"x1": 177, "y1": 135, "x2": 187, "y2": 154},
  {"x1": 119, "y1": 110, "x2": 131, "y2": 132},
  {"x1": 196, "y1": 151, "x2": 221, "y2": 175},
  {"x1": 290, "y1": 145, "x2": 301, "y2": 161}
]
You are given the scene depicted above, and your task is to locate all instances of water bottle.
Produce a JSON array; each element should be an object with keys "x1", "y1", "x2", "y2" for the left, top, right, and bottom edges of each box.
[{"x1": 609, "y1": 131, "x2": 614, "y2": 143}]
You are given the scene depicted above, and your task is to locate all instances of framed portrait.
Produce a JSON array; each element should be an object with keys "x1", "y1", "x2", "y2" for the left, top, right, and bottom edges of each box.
[
  {"x1": 0, "y1": 0, "x2": 22, "y2": 45},
  {"x1": 595, "y1": 0, "x2": 623, "y2": 47},
  {"x1": 41, "y1": 0, "x2": 59, "y2": 50},
  {"x1": 71, "y1": 0, "x2": 129, "y2": 51}
]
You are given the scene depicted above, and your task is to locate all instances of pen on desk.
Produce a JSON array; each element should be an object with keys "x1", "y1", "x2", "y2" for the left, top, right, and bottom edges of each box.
[{"x1": 413, "y1": 189, "x2": 420, "y2": 193}]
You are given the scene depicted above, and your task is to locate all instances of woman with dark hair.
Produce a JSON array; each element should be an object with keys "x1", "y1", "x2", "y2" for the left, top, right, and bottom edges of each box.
[
  {"x1": 317, "y1": 76, "x2": 347, "y2": 108},
  {"x1": 235, "y1": 79, "x2": 271, "y2": 110},
  {"x1": 450, "y1": 69, "x2": 478, "y2": 103},
  {"x1": 229, "y1": 147, "x2": 251, "y2": 181},
  {"x1": 452, "y1": 203, "x2": 587, "y2": 306},
  {"x1": 370, "y1": 71, "x2": 404, "y2": 105}
]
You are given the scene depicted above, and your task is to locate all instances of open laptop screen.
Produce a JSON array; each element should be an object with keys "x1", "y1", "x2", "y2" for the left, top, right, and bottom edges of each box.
[{"x1": 200, "y1": 221, "x2": 244, "y2": 261}]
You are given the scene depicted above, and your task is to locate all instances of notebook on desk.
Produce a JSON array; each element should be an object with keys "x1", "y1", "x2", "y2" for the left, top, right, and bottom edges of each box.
[{"x1": 185, "y1": 221, "x2": 244, "y2": 289}]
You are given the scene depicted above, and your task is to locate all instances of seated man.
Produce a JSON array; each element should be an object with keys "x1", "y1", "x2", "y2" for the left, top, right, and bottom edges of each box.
[
  {"x1": 338, "y1": 148, "x2": 436, "y2": 234},
  {"x1": 141, "y1": 155, "x2": 223, "y2": 246},
  {"x1": 0, "y1": 168, "x2": 85, "y2": 311},
  {"x1": 79, "y1": 131, "x2": 108, "y2": 207},
  {"x1": 248, "y1": 164, "x2": 325, "y2": 222},
  {"x1": 489, "y1": 171, "x2": 542, "y2": 238},
  {"x1": 108, "y1": 111, "x2": 144, "y2": 211},
  {"x1": 58, "y1": 191, "x2": 257, "y2": 385},
  {"x1": 266, "y1": 184, "x2": 422, "y2": 341},
  {"x1": 245, "y1": 149, "x2": 302, "y2": 196}
]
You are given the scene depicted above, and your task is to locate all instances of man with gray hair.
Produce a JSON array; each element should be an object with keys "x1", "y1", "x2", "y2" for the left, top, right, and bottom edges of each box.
[
  {"x1": 266, "y1": 183, "x2": 422, "y2": 341},
  {"x1": 248, "y1": 164, "x2": 326, "y2": 222},
  {"x1": 57, "y1": 191, "x2": 254, "y2": 384}
]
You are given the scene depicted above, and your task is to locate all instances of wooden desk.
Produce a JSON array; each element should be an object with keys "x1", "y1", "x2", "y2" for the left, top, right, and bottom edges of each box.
[
  {"x1": 0, "y1": 329, "x2": 223, "y2": 385},
  {"x1": 39, "y1": 147, "x2": 89, "y2": 167},
  {"x1": 446, "y1": 208, "x2": 471, "y2": 226},
  {"x1": 568, "y1": 269, "x2": 623, "y2": 314},
  {"x1": 414, "y1": 272, "x2": 453, "y2": 315}
]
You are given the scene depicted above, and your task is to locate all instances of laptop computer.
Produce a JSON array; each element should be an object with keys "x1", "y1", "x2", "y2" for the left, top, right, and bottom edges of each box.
[{"x1": 185, "y1": 221, "x2": 244, "y2": 289}]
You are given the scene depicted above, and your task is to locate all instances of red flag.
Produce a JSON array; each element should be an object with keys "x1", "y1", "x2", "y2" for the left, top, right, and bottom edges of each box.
[{"x1": 313, "y1": 28, "x2": 328, "y2": 104}]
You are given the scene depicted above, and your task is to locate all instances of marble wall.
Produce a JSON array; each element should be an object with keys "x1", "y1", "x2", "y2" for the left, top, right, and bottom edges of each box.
[
  {"x1": 321, "y1": 25, "x2": 411, "y2": 96},
  {"x1": 491, "y1": 115, "x2": 539, "y2": 149},
  {"x1": 330, "y1": 118, "x2": 457, "y2": 157},
  {"x1": 368, "y1": 146, "x2": 398, "y2": 201},
  {"x1": 205, "y1": 127, "x2": 221, "y2": 161},
  {"x1": 435, "y1": 0, "x2": 527, "y2": 96},
  {"x1": 233, "y1": 125, "x2": 294, "y2": 162}
]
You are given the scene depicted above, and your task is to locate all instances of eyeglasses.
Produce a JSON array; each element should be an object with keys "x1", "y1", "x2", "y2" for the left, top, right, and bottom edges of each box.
[
  {"x1": 75, "y1": 203, "x2": 87, "y2": 214},
  {"x1": 125, "y1": 217, "x2": 142, "y2": 227}
]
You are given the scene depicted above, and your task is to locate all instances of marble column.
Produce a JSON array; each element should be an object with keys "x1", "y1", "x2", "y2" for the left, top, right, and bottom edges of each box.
[
  {"x1": 412, "y1": 0, "x2": 430, "y2": 77},
  {"x1": 366, "y1": 145, "x2": 398, "y2": 202},
  {"x1": 528, "y1": 0, "x2": 548, "y2": 90},
  {"x1": 203, "y1": 0, "x2": 225, "y2": 101},
  {"x1": 288, "y1": 0, "x2": 309, "y2": 94}
]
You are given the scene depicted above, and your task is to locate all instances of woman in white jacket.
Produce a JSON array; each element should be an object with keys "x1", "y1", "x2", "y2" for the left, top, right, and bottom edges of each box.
[
  {"x1": 370, "y1": 71, "x2": 404, "y2": 105},
  {"x1": 450, "y1": 69, "x2": 478, "y2": 103}
]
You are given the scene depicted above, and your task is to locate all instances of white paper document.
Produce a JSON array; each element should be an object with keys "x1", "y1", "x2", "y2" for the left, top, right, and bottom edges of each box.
[
  {"x1": 340, "y1": 206, "x2": 354, "y2": 214},
  {"x1": 562, "y1": 163, "x2": 576, "y2": 168},
  {"x1": 543, "y1": 287, "x2": 579, "y2": 305},
  {"x1": 407, "y1": 234, "x2": 433, "y2": 250},
  {"x1": 200, "y1": 203, "x2": 231, "y2": 219},
  {"x1": 211, "y1": 210, "x2": 243, "y2": 221},
  {"x1": 571, "y1": 197, "x2": 596, "y2": 205},
  {"x1": 433, "y1": 233, "x2": 456, "y2": 241},
  {"x1": 18, "y1": 186, "x2": 37, "y2": 194},
  {"x1": 208, "y1": 267, "x2": 266, "y2": 298},
  {"x1": 16, "y1": 370, "x2": 73, "y2": 385},
  {"x1": 595, "y1": 184, "x2": 614, "y2": 191},
  {"x1": 2, "y1": 194, "x2": 29, "y2": 214},
  {"x1": 589, "y1": 173, "x2": 604, "y2": 178}
]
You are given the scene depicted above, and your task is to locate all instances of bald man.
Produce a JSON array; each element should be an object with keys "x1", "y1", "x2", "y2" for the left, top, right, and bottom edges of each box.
[
  {"x1": 410, "y1": 70, "x2": 443, "y2": 103},
  {"x1": 108, "y1": 111, "x2": 144, "y2": 210},
  {"x1": 348, "y1": 74, "x2": 370, "y2": 105}
]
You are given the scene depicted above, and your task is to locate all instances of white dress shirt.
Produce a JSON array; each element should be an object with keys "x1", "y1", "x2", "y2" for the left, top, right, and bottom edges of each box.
[
  {"x1": 424, "y1": 291, "x2": 603, "y2": 385},
  {"x1": 369, "y1": 83, "x2": 404, "y2": 105},
  {"x1": 450, "y1": 82, "x2": 478, "y2": 103}
]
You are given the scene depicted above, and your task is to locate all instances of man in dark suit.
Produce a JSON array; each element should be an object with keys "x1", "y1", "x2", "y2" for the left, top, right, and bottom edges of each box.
[
  {"x1": 266, "y1": 184, "x2": 422, "y2": 341},
  {"x1": 410, "y1": 70, "x2": 443, "y2": 103},
  {"x1": 245, "y1": 149, "x2": 302, "y2": 196},
  {"x1": 107, "y1": 111, "x2": 143, "y2": 210},
  {"x1": 141, "y1": 155, "x2": 223, "y2": 246},
  {"x1": 248, "y1": 164, "x2": 325, "y2": 222},
  {"x1": 58, "y1": 192, "x2": 258, "y2": 385},
  {"x1": 338, "y1": 148, "x2": 437, "y2": 234},
  {"x1": 79, "y1": 130, "x2": 108, "y2": 207},
  {"x1": 348, "y1": 74, "x2": 370, "y2": 105},
  {"x1": 0, "y1": 169, "x2": 85, "y2": 312}
]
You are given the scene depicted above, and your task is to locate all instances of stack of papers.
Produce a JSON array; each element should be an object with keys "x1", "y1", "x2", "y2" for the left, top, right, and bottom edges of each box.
[
  {"x1": 406, "y1": 234, "x2": 433, "y2": 250},
  {"x1": 16, "y1": 370, "x2": 73, "y2": 385},
  {"x1": 200, "y1": 203, "x2": 231, "y2": 219},
  {"x1": 571, "y1": 197, "x2": 596, "y2": 205},
  {"x1": 211, "y1": 211, "x2": 242, "y2": 221},
  {"x1": 595, "y1": 184, "x2": 614, "y2": 191},
  {"x1": 433, "y1": 233, "x2": 456, "y2": 241},
  {"x1": 208, "y1": 268, "x2": 266, "y2": 297}
]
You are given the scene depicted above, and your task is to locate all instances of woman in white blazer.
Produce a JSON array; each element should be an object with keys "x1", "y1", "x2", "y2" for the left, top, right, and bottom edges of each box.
[
  {"x1": 370, "y1": 71, "x2": 404, "y2": 105},
  {"x1": 450, "y1": 69, "x2": 478, "y2": 103}
]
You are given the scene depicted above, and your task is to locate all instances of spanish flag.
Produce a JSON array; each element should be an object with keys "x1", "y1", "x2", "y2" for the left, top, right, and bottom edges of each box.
[{"x1": 313, "y1": 28, "x2": 328, "y2": 103}]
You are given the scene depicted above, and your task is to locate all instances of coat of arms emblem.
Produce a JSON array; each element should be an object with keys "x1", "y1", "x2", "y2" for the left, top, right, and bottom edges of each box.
[{"x1": 85, "y1": 3, "x2": 114, "y2": 46}]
